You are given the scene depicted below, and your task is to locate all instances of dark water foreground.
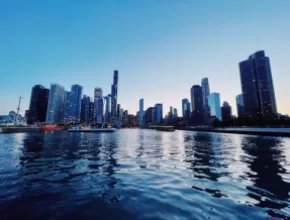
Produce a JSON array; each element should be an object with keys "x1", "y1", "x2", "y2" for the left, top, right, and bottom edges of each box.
[{"x1": 0, "y1": 129, "x2": 289, "y2": 220}]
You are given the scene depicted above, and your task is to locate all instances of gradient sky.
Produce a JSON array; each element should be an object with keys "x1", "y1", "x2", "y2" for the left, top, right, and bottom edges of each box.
[{"x1": 0, "y1": 0, "x2": 289, "y2": 116}]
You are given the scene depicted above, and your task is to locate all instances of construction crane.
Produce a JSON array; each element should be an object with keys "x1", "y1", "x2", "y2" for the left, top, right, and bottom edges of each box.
[{"x1": 15, "y1": 96, "x2": 23, "y2": 124}]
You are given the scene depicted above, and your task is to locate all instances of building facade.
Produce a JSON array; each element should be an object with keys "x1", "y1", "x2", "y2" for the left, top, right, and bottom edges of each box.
[
  {"x1": 208, "y1": 93, "x2": 222, "y2": 121},
  {"x1": 154, "y1": 103, "x2": 163, "y2": 124},
  {"x1": 201, "y1": 78, "x2": 211, "y2": 123},
  {"x1": 239, "y1": 50, "x2": 277, "y2": 119},
  {"x1": 221, "y1": 101, "x2": 232, "y2": 122},
  {"x1": 27, "y1": 85, "x2": 49, "y2": 124},
  {"x1": 139, "y1": 98, "x2": 144, "y2": 128},
  {"x1": 104, "y1": 95, "x2": 111, "y2": 123},
  {"x1": 182, "y1": 99, "x2": 191, "y2": 120},
  {"x1": 236, "y1": 94, "x2": 245, "y2": 118},
  {"x1": 46, "y1": 84, "x2": 66, "y2": 123},
  {"x1": 80, "y1": 95, "x2": 91, "y2": 123},
  {"x1": 94, "y1": 87, "x2": 105, "y2": 123},
  {"x1": 111, "y1": 70, "x2": 118, "y2": 123},
  {"x1": 190, "y1": 85, "x2": 204, "y2": 125},
  {"x1": 68, "y1": 84, "x2": 83, "y2": 122},
  {"x1": 173, "y1": 108, "x2": 178, "y2": 118}
]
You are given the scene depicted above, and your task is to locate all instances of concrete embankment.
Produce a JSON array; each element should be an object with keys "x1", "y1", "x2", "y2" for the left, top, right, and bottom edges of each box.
[
  {"x1": 0, "y1": 127, "x2": 41, "y2": 133},
  {"x1": 178, "y1": 127, "x2": 290, "y2": 137}
]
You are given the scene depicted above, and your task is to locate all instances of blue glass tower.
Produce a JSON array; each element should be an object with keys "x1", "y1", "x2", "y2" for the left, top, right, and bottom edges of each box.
[
  {"x1": 208, "y1": 93, "x2": 222, "y2": 121},
  {"x1": 239, "y1": 51, "x2": 277, "y2": 118}
]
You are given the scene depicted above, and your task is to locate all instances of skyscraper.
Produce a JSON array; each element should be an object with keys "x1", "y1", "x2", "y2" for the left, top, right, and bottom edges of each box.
[
  {"x1": 139, "y1": 98, "x2": 144, "y2": 128},
  {"x1": 27, "y1": 85, "x2": 49, "y2": 124},
  {"x1": 221, "y1": 101, "x2": 232, "y2": 122},
  {"x1": 190, "y1": 85, "x2": 204, "y2": 125},
  {"x1": 111, "y1": 70, "x2": 118, "y2": 122},
  {"x1": 104, "y1": 95, "x2": 111, "y2": 123},
  {"x1": 80, "y1": 95, "x2": 91, "y2": 123},
  {"x1": 169, "y1": 106, "x2": 173, "y2": 119},
  {"x1": 236, "y1": 94, "x2": 245, "y2": 118},
  {"x1": 64, "y1": 91, "x2": 71, "y2": 123},
  {"x1": 46, "y1": 84, "x2": 66, "y2": 123},
  {"x1": 69, "y1": 85, "x2": 83, "y2": 122},
  {"x1": 173, "y1": 108, "x2": 178, "y2": 118},
  {"x1": 182, "y1": 98, "x2": 191, "y2": 122},
  {"x1": 144, "y1": 107, "x2": 154, "y2": 125},
  {"x1": 239, "y1": 50, "x2": 277, "y2": 119},
  {"x1": 154, "y1": 103, "x2": 163, "y2": 124},
  {"x1": 89, "y1": 101, "x2": 94, "y2": 122},
  {"x1": 94, "y1": 87, "x2": 105, "y2": 123},
  {"x1": 208, "y1": 93, "x2": 222, "y2": 121},
  {"x1": 201, "y1": 78, "x2": 210, "y2": 123}
]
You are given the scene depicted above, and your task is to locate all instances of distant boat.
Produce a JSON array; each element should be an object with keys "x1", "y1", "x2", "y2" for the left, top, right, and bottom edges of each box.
[
  {"x1": 156, "y1": 127, "x2": 176, "y2": 132},
  {"x1": 68, "y1": 125, "x2": 116, "y2": 133},
  {"x1": 40, "y1": 125, "x2": 63, "y2": 132}
]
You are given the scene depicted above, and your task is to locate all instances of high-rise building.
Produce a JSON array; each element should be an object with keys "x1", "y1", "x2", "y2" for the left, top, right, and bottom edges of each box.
[
  {"x1": 239, "y1": 50, "x2": 277, "y2": 119},
  {"x1": 94, "y1": 87, "x2": 105, "y2": 123},
  {"x1": 111, "y1": 70, "x2": 119, "y2": 122},
  {"x1": 104, "y1": 95, "x2": 111, "y2": 123},
  {"x1": 46, "y1": 84, "x2": 66, "y2": 123},
  {"x1": 236, "y1": 94, "x2": 245, "y2": 118},
  {"x1": 69, "y1": 85, "x2": 83, "y2": 122},
  {"x1": 221, "y1": 101, "x2": 232, "y2": 122},
  {"x1": 154, "y1": 103, "x2": 163, "y2": 124},
  {"x1": 80, "y1": 95, "x2": 91, "y2": 123},
  {"x1": 208, "y1": 93, "x2": 222, "y2": 121},
  {"x1": 190, "y1": 85, "x2": 204, "y2": 125},
  {"x1": 173, "y1": 108, "x2": 178, "y2": 118},
  {"x1": 169, "y1": 106, "x2": 173, "y2": 119},
  {"x1": 89, "y1": 101, "x2": 94, "y2": 122},
  {"x1": 144, "y1": 107, "x2": 154, "y2": 125},
  {"x1": 201, "y1": 78, "x2": 210, "y2": 123},
  {"x1": 139, "y1": 99, "x2": 144, "y2": 127},
  {"x1": 182, "y1": 98, "x2": 191, "y2": 122},
  {"x1": 64, "y1": 91, "x2": 71, "y2": 123},
  {"x1": 27, "y1": 85, "x2": 49, "y2": 124}
]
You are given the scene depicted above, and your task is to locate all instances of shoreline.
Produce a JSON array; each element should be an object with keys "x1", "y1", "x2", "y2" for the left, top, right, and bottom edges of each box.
[{"x1": 178, "y1": 127, "x2": 290, "y2": 137}]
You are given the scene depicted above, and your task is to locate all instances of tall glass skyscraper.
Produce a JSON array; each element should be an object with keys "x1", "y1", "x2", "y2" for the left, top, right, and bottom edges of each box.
[
  {"x1": 236, "y1": 94, "x2": 244, "y2": 118},
  {"x1": 104, "y1": 95, "x2": 111, "y2": 123},
  {"x1": 190, "y1": 85, "x2": 204, "y2": 124},
  {"x1": 64, "y1": 91, "x2": 71, "y2": 123},
  {"x1": 182, "y1": 98, "x2": 191, "y2": 121},
  {"x1": 94, "y1": 87, "x2": 105, "y2": 123},
  {"x1": 139, "y1": 98, "x2": 144, "y2": 128},
  {"x1": 27, "y1": 85, "x2": 49, "y2": 124},
  {"x1": 173, "y1": 108, "x2": 178, "y2": 118},
  {"x1": 80, "y1": 95, "x2": 91, "y2": 123},
  {"x1": 69, "y1": 85, "x2": 83, "y2": 122},
  {"x1": 201, "y1": 78, "x2": 210, "y2": 123},
  {"x1": 154, "y1": 103, "x2": 163, "y2": 124},
  {"x1": 208, "y1": 93, "x2": 222, "y2": 121},
  {"x1": 46, "y1": 84, "x2": 66, "y2": 123},
  {"x1": 111, "y1": 70, "x2": 118, "y2": 122},
  {"x1": 239, "y1": 51, "x2": 277, "y2": 118}
]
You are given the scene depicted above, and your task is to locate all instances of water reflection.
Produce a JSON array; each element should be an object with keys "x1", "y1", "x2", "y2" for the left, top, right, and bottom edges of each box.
[
  {"x1": 1, "y1": 130, "x2": 290, "y2": 219},
  {"x1": 184, "y1": 132, "x2": 220, "y2": 181},
  {"x1": 241, "y1": 136, "x2": 290, "y2": 212}
]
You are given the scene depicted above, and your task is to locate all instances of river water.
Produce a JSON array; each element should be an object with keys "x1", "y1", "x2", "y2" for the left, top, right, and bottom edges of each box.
[{"x1": 0, "y1": 129, "x2": 289, "y2": 219}]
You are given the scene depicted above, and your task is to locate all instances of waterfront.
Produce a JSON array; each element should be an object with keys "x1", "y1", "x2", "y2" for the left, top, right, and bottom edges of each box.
[{"x1": 0, "y1": 129, "x2": 289, "y2": 219}]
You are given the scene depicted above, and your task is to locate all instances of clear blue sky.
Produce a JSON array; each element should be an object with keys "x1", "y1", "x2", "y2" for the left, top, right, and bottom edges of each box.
[{"x1": 0, "y1": 0, "x2": 289, "y2": 116}]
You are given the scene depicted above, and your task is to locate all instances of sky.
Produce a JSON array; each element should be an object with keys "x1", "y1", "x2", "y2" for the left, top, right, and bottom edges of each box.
[{"x1": 0, "y1": 0, "x2": 289, "y2": 116}]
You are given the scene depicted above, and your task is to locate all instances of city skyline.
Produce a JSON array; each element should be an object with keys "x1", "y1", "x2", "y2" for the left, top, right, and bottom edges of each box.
[{"x1": 1, "y1": 1, "x2": 290, "y2": 116}]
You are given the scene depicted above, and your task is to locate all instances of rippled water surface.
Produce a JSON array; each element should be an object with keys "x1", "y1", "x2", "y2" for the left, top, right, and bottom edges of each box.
[{"x1": 0, "y1": 129, "x2": 290, "y2": 219}]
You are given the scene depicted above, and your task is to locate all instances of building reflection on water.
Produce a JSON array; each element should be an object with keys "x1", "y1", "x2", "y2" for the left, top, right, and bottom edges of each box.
[
  {"x1": 184, "y1": 132, "x2": 220, "y2": 181},
  {"x1": 241, "y1": 136, "x2": 290, "y2": 210}
]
